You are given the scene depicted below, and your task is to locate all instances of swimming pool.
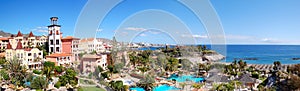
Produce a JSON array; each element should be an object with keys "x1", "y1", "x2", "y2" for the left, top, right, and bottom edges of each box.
[
  {"x1": 153, "y1": 84, "x2": 180, "y2": 91},
  {"x1": 168, "y1": 74, "x2": 204, "y2": 82},
  {"x1": 130, "y1": 87, "x2": 145, "y2": 91}
]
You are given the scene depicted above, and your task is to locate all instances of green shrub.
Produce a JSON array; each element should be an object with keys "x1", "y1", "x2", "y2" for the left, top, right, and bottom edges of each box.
[
  {"x1": 33, "y1": 70, "x2": 42, "y2": 74},
  {"x1": 0, "y1": 70, "x2": 9, "y2": 80},
  {"x1": 55, "y1": 66, "x2": 63, "y2": 73},
  {"x1": 252, "y1": 72, "x2": 259, "y2": 79},
  {"x1": 54, "y1": 81, "x2": 61, "y2": 88}
]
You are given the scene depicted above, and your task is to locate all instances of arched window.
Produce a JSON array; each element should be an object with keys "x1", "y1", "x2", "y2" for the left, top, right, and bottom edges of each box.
[
  {"x1": 50, "y1": 31, "x2": 52, "y2": 35},
  {"x1": 56, "y1": 30, "x2": 59, "y2": 35},
  {"x1": 34, "y1": 53, "x2": 37, "y2": 58}
]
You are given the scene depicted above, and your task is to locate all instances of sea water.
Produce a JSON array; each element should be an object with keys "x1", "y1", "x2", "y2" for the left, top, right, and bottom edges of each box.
[{"x1": 138, "y1": 45, "x2": 300, "y2": 64}]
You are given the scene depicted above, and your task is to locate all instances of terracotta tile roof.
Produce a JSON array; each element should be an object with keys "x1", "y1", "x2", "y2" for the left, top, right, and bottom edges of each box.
[
  {"x1": 24, "y1": 48, "x2": 32, "y2": 51},
  {"x1": 6, "y1": 42, "x2": 12, "y2": 49},
  {"x1": 46, "y1": 53, "x2": 72, "y2": 58},
  {"x1": 28, "y1": 31, "x2": 34, "y2": 37},
  {"x1": 0, "y1": 37, "x2": 9, "y2": 41},
  {"x1": 16, "y1": 41, "x2": 23, "y2": 49},
  {"x1": 80, "y1": 38, "x2": 95, "y2": 42},
  {"x1": 16, "y1": 31, "x2": 23, "y2": 37},
  {"x1": 82, "y1": 54, "x2": 101, "y2": 59},
  {"x1": 62, "y1": 36, "x2": 80, "y2": 40}
]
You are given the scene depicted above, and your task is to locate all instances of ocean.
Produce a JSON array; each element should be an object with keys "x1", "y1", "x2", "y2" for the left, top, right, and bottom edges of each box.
[
  {"x1": 138, "y1": 45, "x2": 300, "y2": 64},
  {"x1": 223, "y1": 45, "x2": 300, "y2": 64}
]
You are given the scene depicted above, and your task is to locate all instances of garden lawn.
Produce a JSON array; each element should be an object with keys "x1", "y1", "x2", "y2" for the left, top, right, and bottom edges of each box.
[{"x1": 81, "y1": 87, "x2": 105, "y2": 91}]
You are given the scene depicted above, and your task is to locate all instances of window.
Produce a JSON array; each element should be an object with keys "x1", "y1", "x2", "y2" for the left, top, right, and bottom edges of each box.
[
  {"x1": 50, "y1": 31, "x2": 52, "y2": 35},
  {"x1": 34, "y1": 53, "x2": 37, "y2": 58},
  {"x1": 56, "y1": 47, "x2": 60, "y2": 52},
  {"x1": 56, "y1": 30, "x2": 59, "y2": 35},
  {"x1": 50, "y1": 40, "x2": 53, "y2": 45},
  {"x1": 38, "y1": 52, "x2": 41, "y2": 55},
  {"x1": 50, "y1": 47, "x2": 54, "y2": 52},
  {"x1": 28, "y1": 53, "x2": 32, "y2": 56},
  {"x1": 56, "y1": 40, "x2": 59, "y2": 45}
]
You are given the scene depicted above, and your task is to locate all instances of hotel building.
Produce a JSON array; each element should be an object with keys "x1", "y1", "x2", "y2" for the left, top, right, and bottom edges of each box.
[{"x1": 81, "y1": 54, "x2": 108, "y2": 74}]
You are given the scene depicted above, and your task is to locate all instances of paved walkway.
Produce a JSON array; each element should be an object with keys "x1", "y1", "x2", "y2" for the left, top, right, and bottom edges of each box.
[{"x1": 78, "y1": 77, "x2": 113, "y2": 91}]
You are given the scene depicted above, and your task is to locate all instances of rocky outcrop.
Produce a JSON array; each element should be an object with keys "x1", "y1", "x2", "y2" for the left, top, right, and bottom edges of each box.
[
  {"x1": 292, "y1": 58, "x2": 300, "y2": 60},
  {"x1": 203, "y1": 53, "x2": 225, "y2": 61}
]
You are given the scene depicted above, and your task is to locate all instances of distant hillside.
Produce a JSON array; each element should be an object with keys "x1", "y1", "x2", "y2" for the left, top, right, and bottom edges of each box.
[
  {"x1": 97, "y1": 38, "x2": 113, "y2": 44},
  {"x1": 0, "y1": 30, "x2": 39, "y2": 37},
  {"x1": 0, "y1": 30, "x2": 13, "y2": 37}
]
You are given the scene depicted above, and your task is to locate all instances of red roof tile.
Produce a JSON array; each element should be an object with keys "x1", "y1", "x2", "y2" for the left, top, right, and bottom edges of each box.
[
  {"x1": 24, "y1": 48, "x2": 32, "y2": 51},
  {"x1": 0, "y1": 37, "x2": 9, "y2": 41},
  {"x1": 16, "y1": 41, "x2": 23, "y2": 49},
  {"x1": 46, "y1": 53, "x2": 72, "y2": 58},
  {"x1": 6, "y1": 42, "x2": 12, "y2": 49},
  {"x1": 62, "y1": 36, "x2": 80, "y2": 40},
  {"x1": 28, "y1": 31, "x2": 34, "y2": 37},
  {"x1": 17, "y1": 31, "x2": 23, "y2": 37}
]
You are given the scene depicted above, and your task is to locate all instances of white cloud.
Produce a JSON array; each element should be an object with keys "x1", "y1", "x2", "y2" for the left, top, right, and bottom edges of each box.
[
  {"x1": 139, "y1": 33, "x2": 147, "y2": 37},
  {"x1": 181, "y1": 34, "x2": 208, "y2": 39},
  {"x1": 36, "y1": 30, "x2": 48, "y2": 33},
  {"x1": 148, "y1": 30, "x2": 161, "y2": 34},
  {"x1": 260, "y1": 38, "x2": 284, "y2": 43},
  {"x1": 32, "y1": 26, "x2": 48, "y2": 33},
  {"x1": 192, "y1": 35, "x2": 208, "y2": 39},
  {"x1": 124, "y1": 27, "x2": 147, "y2": 31}
]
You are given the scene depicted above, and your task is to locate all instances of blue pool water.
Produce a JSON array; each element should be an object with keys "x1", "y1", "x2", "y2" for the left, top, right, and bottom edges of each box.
[
  {"x1": 168, "y1": 74, "x2": 204, "y2": 83},
  {"x1": 130, "y1": 87, "x2": 145, "y2": 91},
  {"x1": 153, "y1": 84, "x2": 180, "y2": 91}
]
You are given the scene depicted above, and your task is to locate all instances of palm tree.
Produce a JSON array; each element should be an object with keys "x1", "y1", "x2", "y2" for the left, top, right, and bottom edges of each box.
[
  {"x1": 7, "y1": 56, "x2": 28, "y2": 86},
  {"x1": 30, "y1": 76, "x2": 47, "y2": 90},
  {"x1": 138, "y1": 66, "x2": 149, "y2": 75},
  {"x1": 216, "y1": 83, "x2": 234, "y2": 91},
  {"x1": 129, "y1": 52, "x2": 137, "y2": 68},
  {"x1": 42, "y1": 61, "x2": 55, "y2": 84},
  {"x1": 107, "y1": 65, "x2": 114, "y2": 78},
  {"x1": 43, "y1": 66, "x2": 53, "y2": 83},
  {"x1": 273, "y1": 61, "x2": 281, "y2": 71},
  {"x1": 230, "y1": 80, "x2": 242, "y2": 90},
  {"x1": 136, "y1": 75, "x2": 155, "y2": 91},
  {"x1": 192, "y1": 83, "x2": 204, "y2": 90},
  {"x1": 166, "y1": 57, "x2": 179, "y2": 72},
  {"x1": 109, "y1": 80, "x2": 124, "y2": 91},
  {"x1": 198, "y1": 63, "x2": 209, "y2": 76},
  {"x1": 238, "y1": 60, "x2": 247, "y2": 71},
  {"x1": 179, "y1": 83, "x2": 187, "y2": 91}
]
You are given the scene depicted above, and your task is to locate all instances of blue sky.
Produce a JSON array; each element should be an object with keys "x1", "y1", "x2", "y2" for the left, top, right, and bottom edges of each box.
[{"x1": 1, "y1": 0, "x2": 300, "y2": 44}]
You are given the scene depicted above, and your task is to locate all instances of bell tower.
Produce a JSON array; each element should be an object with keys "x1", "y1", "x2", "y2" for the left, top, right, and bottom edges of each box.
[{"x1": 48, "y1": 17, "x2": 62, "y2": 53}]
